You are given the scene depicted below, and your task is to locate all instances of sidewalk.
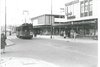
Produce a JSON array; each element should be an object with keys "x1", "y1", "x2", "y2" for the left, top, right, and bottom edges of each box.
[
  {"x1": 37, "y1": 35, "x2": 98, "y2": 44},
  {"x1": 0, "y1": 57, "x2": 59, "y2": 67},
  {"x1": 6, "y1": 39, "x2": 15, "y2": 47},
  {"x1": 6, "y1": 34, "x2": 16, "y2": 47},
  {"x1": 7, "y1": 34, "x2": 17, "y2": 40}
]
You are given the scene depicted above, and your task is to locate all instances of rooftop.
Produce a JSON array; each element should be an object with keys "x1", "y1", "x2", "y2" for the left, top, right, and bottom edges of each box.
[{"x1": 31, "y1": 14, "x2": 65, "y2": 20}]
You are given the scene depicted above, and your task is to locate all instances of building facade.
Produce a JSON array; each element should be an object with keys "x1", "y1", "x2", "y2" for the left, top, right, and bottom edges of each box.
[
  {"x1": 31, "y1": 14, "x2": 65, "y2": 35},
  {"x1": 31, "y1": 0, "x2": 98, "y2": 39},
  {"x1": 64, "y1": 0, "x2": 98, "y2": 39}
]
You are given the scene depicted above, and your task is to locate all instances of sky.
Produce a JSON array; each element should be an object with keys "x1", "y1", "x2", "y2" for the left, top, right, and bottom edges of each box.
[{"x1": 0, "y1": 0, "x2": 73, "y2": 26}]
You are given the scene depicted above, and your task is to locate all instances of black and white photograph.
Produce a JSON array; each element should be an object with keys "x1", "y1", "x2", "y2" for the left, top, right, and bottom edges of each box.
[{"x1": 0, "y1": 0, "x2": 99, "y2": 67}]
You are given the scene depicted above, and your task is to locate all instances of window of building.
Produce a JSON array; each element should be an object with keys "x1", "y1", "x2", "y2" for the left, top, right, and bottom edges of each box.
[
  {"x1": 89, "y1": 0, "x2": 93, "y2": 16},
  {"x1": 84, "y1": 1, "x2": 88, "y2": 12},
  {"x1": 65, "y1": 6, "x2": 68, "y2": 16},
  {"x1": 80, "y1": 0, "x2": 93, "y2": 17},
  {"x1": 54, "y1": 15, "x2": 65, "y2": 18},
  {"x1": 80, "y1": 1, "x2": 84, "y2": 17},
  {"x1": 54, "y1": 15, "x2": 59, "y2": 18},
  {"x1": 81, "y1": 3, "x2": 84, "y2": 13},
  {"x1": 84, "y1": 0, "x2": 89, "y2": 16}
]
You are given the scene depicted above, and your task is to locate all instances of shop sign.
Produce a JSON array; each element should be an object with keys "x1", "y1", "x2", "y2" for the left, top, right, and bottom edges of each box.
[
  {"x1": 73, "y1": 20, "x2": 96, "y2": 24},
  {"x1": 67, "y1": 15, "x2": 76, "y2": 19}
]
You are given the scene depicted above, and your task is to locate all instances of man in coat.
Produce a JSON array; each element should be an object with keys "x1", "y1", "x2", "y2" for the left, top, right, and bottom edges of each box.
[{"x1": 1, "y1": 33, "x2": 7, "y2": 54}]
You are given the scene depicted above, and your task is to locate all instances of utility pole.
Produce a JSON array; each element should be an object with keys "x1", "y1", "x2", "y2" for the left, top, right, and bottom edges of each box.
[
  {"x1": 50, "y1": 0, "x2": 53, "y2": 39},
  {"x1": 5, "y1": 0, "x2": 7, "y2": 38},
  {"x1": 23, "y1": 10, "x2": 29, "y2": 23}
]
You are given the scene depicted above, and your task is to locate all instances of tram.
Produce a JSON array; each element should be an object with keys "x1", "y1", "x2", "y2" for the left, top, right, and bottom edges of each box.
[{"x1": 16, "y1": 23, "x2": 33, "y2": 39}]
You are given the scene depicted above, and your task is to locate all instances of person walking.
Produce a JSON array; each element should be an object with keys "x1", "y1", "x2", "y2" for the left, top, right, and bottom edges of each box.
[
  {"x1": 1, "y1": 33, "x2": 7, "y2": 54},
  {"x1": 73, "y1": 31, "x2": 77, "y2": 39},
  {"x1": 63, "y1": 31, "x2": 66, "y2": 38},
  {"x1": 67, "y1": 30, "x2": 70, "y2": 38},
  {"x1": 34, "y1": 31, "x2": 37, "y2": 37}
]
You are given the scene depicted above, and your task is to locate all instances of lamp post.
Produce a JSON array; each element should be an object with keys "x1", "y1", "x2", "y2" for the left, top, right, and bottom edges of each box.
[
  {"x1": 5, "y1": 0, "x2": 7, "y2": 38},
  {"x1": 50, "y1": 0, "x2": 53, "y2": 39}
]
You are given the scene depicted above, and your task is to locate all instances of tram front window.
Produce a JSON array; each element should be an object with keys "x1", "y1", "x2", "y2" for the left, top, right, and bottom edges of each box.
[{"x1": 22, "y1": 26, "x2": 29, "y2": 32}]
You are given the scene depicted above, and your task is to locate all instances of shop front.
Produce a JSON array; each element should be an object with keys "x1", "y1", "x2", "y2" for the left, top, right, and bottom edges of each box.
[
  {"x1": 69, "y1": 18, "x2": 98, "y2": 39},
  {"x1": 52, "y1": 18, "x2": 98, "y2": 39},
  {"x1": 33, "y1": 18, "x2": 98, "y2": 39},
  {"x1": 33, "y1": 25, "x2": 51, "y2": 35}
]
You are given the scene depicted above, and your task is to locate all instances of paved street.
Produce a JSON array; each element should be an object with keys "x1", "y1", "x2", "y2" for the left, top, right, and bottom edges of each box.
[{"x1": 1, "y1": 35, "x2": 98, "y2": 67}]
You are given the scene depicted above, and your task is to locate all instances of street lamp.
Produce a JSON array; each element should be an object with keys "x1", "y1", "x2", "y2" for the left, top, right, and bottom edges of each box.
[
  {"x1": 5, "y1": 0, "x2": 7, "y2": 38},
  {"x1": 50, "y1": 0, "x2": 53, "y2": 39}
]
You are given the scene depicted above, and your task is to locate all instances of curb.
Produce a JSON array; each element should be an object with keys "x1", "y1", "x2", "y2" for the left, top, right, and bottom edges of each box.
[
  {"x1": 37, "y1": 36, "x2": 98, "y2": 44},
  {"x1": 6, "y1": 39, "x2": 15, "y2": 47}
]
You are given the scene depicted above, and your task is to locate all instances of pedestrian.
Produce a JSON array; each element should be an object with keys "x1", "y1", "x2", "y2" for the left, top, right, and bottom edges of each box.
[
  {"x1": 34, "y1": 31, "x2": 37, "y2": 37},
  {"x1": 9, "y1": 31, "x2": 11, "y2": 36},
  {"x1": 67, "y1": 30, "x2": 70, "y2": 38},
  {"x1": 63, "y1": 31, "x2": 66, "y2": 38},
  {"x1": 73, "y1": 31, "x2": 77, "y2": 39},
  {"x1": 1, "y1": 33, "x2": 7, "y2": 54}
]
